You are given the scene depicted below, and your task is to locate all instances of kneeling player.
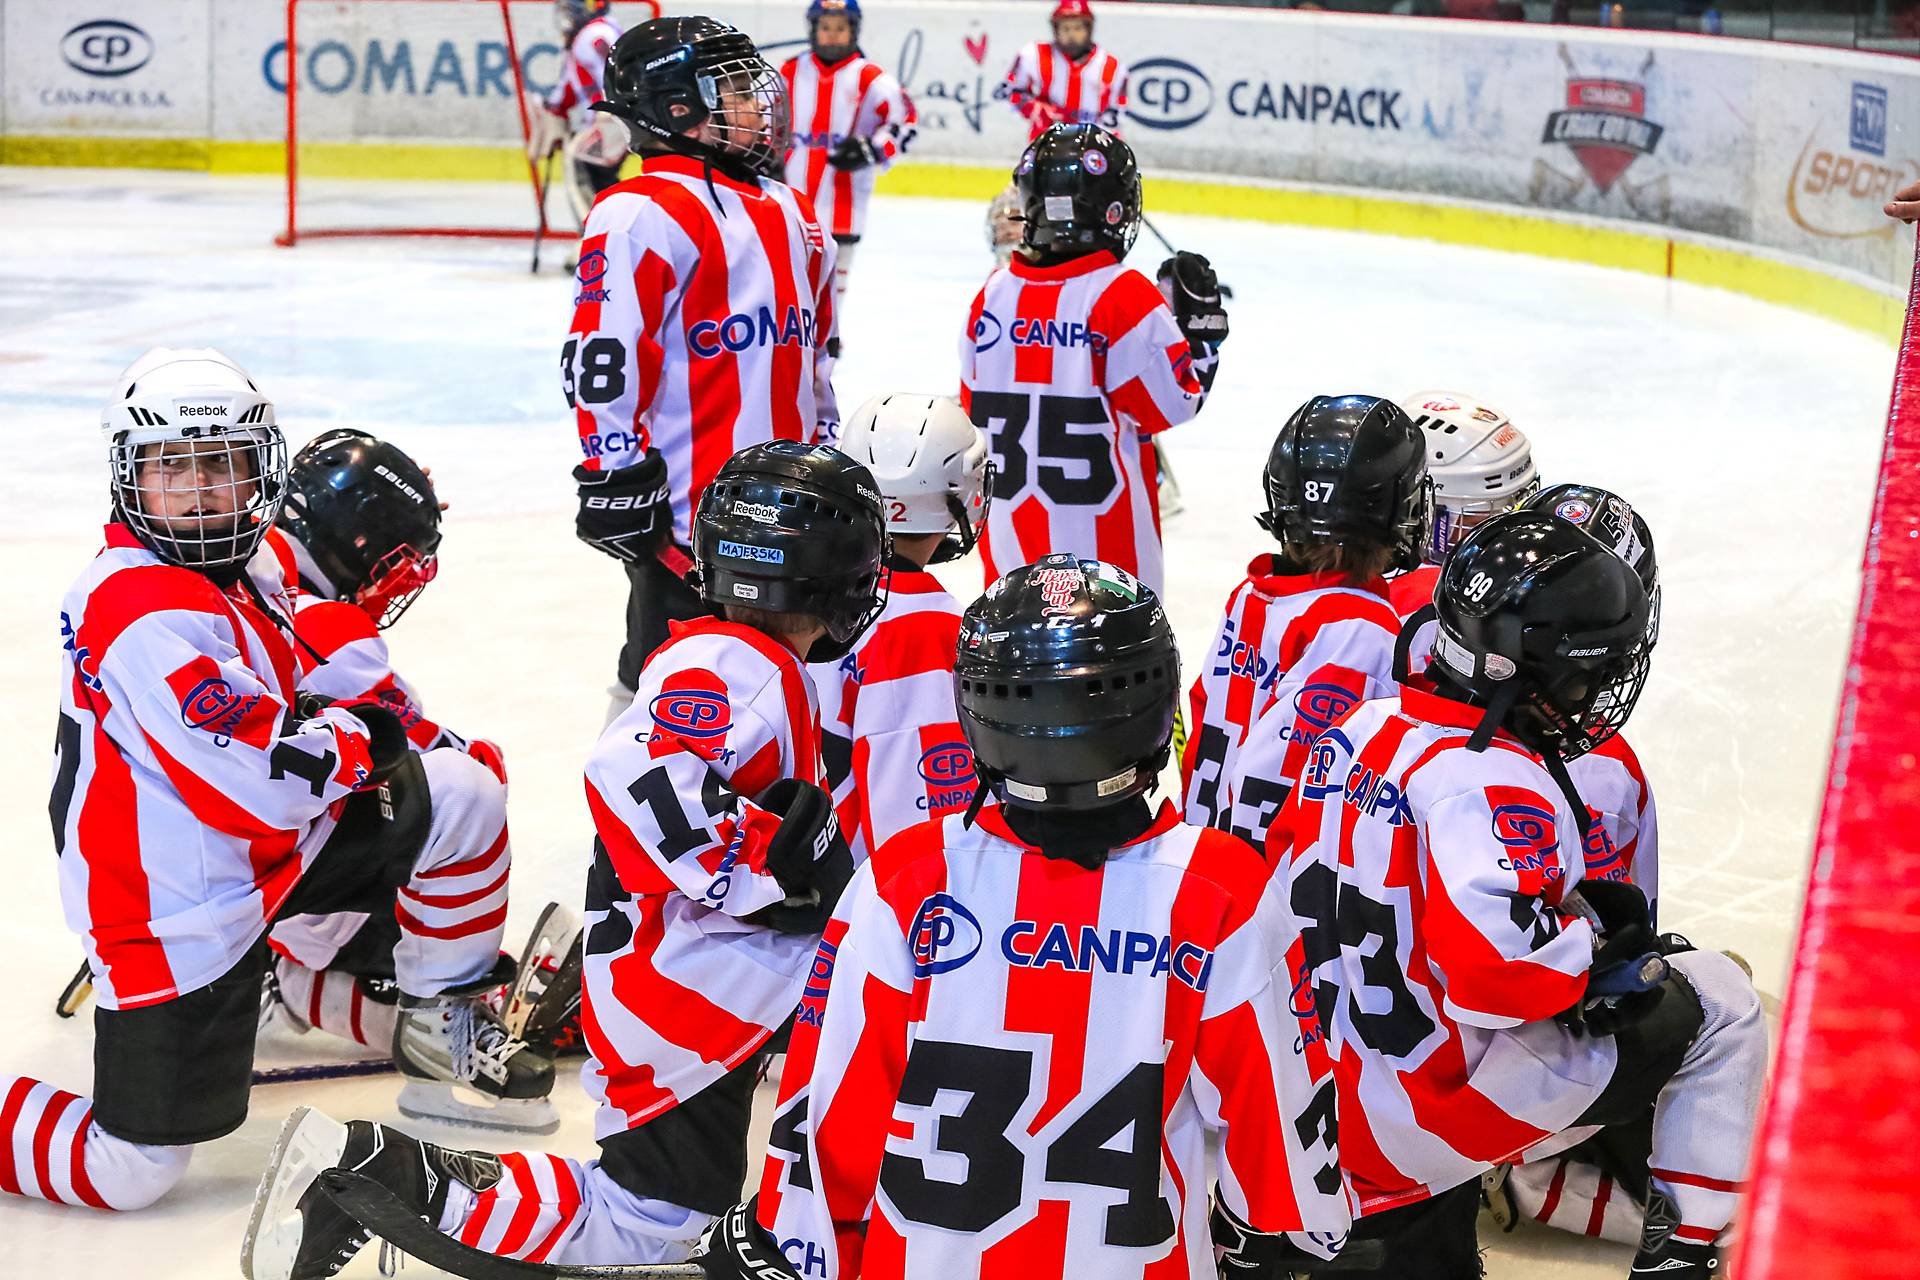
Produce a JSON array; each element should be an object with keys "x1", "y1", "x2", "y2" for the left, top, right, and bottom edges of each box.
[
  {"x1": 252, "y1": 430, "x2": 512, "y2": 1057},
  {"x1": 814, "y1": 393, "x2": 990, "y2": 860},
  {"x1": 1181, "y1": 395, "x2": 1430, "y2": 848},
  {"x1": 3, "y1": 350, "x2": 549, "y2": 1219},
  {"x1": 960, "y1": 123, "x2": 1226, "y2": 594},
  {"x1": 242, "y1": 441, "x2": 888, "y2": 1279},
  {"x1": 732, "y1": 556, "x2": 1353, "y2": 1279},
  {"x1": 1276, "y1": 509, "x2": 1765, "y2": 1279}
]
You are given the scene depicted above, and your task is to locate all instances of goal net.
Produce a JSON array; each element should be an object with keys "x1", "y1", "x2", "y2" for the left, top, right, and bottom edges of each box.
[{"x1": 275, "y1": 0, "x2": 568, "y2": 245}]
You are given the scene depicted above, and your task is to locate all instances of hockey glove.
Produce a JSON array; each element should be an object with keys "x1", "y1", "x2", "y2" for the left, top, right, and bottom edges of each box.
[
  {"x1": 1564, "y1": 879, "x2": 1668, "y2": 1035},
  {"x1": 1211, "y1": 1201, "x2": 1382, "y2": 1275},
  {"x1": 758, "y1": 779, "x2": 856, "y2": 934},
  {"x1": 827, "y1": 136, "x2": 882, "y2": 171},
  {"x1": 1157, "y1": 251, "x2": 1230, "y2": 350},
  {"x1": 573, "y1": 451, "x2": 672, "y2": 564},
  {"x1": 698, "y1": 1199, "x2": 799, "y2": 1280},
  {"x1": 332, "y1": 697, "x2": 413, "y2": 787}
]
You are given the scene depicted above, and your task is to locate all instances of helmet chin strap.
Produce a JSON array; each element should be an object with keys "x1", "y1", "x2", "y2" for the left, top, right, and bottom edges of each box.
[{"x1": 1537, "y1": 747, "x2": 1596, "y2": 843}]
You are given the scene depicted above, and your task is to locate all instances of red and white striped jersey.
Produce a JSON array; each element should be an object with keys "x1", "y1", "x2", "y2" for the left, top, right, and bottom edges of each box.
[
  {"x1": 544, "y1": 16, "x2": 623, "y2": 127},
  {"x1": 1271, "y1": 682, "x2": 1610, "y2": 1214},
  {"x1": 52, "y1": 526, "x2": 379, "y2": 1011},
  {"x1": 1181, "y1": 560, "x2": 1402, "y2": 850},
  {"x1": 1567, "y1": 733, "x2": 1659, "y2": 919},
  {"x1": 568, "y1": 154, "x2": 841, "y2": 545},
  {"x1": 1386, "y1": 564, "x2": 1439, "y2": 619},
  {"x1": 579, "y1": 618, "x2": 827, "y2": 1135},
  {"x1": 756, "y1": 802, "x2": 1351, "y2": 1278},
  {"x1": 959, "y1": 252, "x2": 1208, "y2": 594},
  {"x1": 779, "y1": 52, "x2": 917, "y2": 241},
  {"x1": 1005, "y1": 41, "x2": 1128, "y2": 141},
  {"x1": 810, "y1": 563, "x2": 971, "y2": 864}
]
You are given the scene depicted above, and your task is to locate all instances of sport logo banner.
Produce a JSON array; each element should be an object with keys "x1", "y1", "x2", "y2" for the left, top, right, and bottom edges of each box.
[{"x1": 1542, "y1": 75, "x2": 1663, "y2": 194}]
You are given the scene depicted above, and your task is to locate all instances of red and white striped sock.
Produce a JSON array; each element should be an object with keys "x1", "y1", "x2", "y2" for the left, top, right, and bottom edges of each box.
[
  {"x1": 271, "y1": 958, "x2": 398, "y2": 1050},
  {"x1": 1509, "y1": 1156, "x2": 1644, "y2": 1246},
  {"x1": 0, "y1": 1075, "x2": 189, "y2": 1210},
  {"x1": 444, "y1": 1150, "x2": 589, "y2": 1264},
  {"x1": 394, "y1": 753, "x2": 512, "y2": 995}
]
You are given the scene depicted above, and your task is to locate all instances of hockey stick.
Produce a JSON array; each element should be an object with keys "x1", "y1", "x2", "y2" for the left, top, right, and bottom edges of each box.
[
  {"x1": 531, "y1": 148, "x2": 559, "y2": 275},
  {"x1": 316, "y1": 1169, "x2": 707, "y2": 1278},
  {"x1": 254, "y1": 1059, "x2": 396, "y2": 1086},
  {"x1": 1140, "y1": 215, "x2": 1234, "y2": 299}
]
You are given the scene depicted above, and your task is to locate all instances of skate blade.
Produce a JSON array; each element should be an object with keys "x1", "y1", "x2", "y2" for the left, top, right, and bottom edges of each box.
[
  {"x1": 240, "y1": 1105, "x2": 350, "y2": 1280},
  {"x1": 396, "y1": 1080, "x2": 561, "y2": 1135}
]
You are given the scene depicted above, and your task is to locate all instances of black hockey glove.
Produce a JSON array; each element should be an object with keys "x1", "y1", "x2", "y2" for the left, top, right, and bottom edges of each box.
[
  {"x1": 1211, "y1": 1201, "x2": 1384, "y2": 1274},
  {"x1": 827, "y1": 136, "x2": 882, "y2": 171},
  {"x1": 573, "y1": 451, "x2": 672, "y2": 565},
  {"x1": 757, "y1": 778, "x2": 855, "y2": 934},
  {"x1": 1564, "y1": 879, "x2": 1669, "y2": 1036},
  {"x1": 698, "y1": 1199, "x2": 799, "y2": 1280},
  {"x1": 334, "y1": 697, "x2": 412, "y2": 787},
  {"x1": 1157, "y1": 251, "x2": 1230, "y2": 350}
]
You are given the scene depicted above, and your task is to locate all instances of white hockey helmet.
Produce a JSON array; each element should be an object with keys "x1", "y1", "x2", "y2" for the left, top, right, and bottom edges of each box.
[
  {"x1": 102, "y1": 346, "x2": 287, "y2": 575},
  {"x1": 1398, "y1": 390, "x2": 1539, "y2": 563},
  {"x1": 839, "y1": 394, "x2": 992, "y2": 564}
]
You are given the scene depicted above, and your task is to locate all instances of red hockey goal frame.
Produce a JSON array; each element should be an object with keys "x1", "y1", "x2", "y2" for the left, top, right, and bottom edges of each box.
[
  {"x1": 1734, "y1": 256, "x2": 1920, "y2": 1278},
  {"x1": 275, "y1": 0, "x2": 550, "y2": 246}
]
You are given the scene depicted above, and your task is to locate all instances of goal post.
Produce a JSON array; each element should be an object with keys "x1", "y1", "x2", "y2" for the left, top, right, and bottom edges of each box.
[{"x1": 274, "y1": 0, "x2": 572, "y2": 246}]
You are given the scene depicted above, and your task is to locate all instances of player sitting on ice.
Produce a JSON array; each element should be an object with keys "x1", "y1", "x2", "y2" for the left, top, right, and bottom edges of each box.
[
  {"x1": 565, "y1": 15, "x2": 840, "y2": 718},
  {"x1": 694, "y1": 555, "x2": 1354, "y2": 1279},
  {"x1": 960, "y1": 123, "x2": 1226, "y2": 594},
  {"x1": 1271, "y1": 509, "x2": 1766, "y2": 1280},
  {"x1": 245, "y1": 429, "x2": 514, "y2": 1061},
  {"x1": 1181, "y1": 394, "x2": 1430, "y2": 849},
  {"x1": 1, "y1": 349, "x2": 550, "y2": 1222},
  {"x1": 1387, "y1": 391, "x2": 1541, "y2": 618},
  {"x1": 812, "y1": 394, "x2": 991, "y2": 862},
  {"x1": 1005, "y1": 0, "x2": 1128, "y2": 141},
  {"x1": 241, "y1": 441, "x2": 888, "y2": 1279},
  {"x1": 527, "y1": 0, "x2": 629, "y2": 226},
  {"x1": 778, "y1": 0, "x2": 917, "y2": 326}
]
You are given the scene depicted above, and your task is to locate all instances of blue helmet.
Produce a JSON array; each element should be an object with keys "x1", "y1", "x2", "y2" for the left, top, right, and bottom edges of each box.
[{"x1": 807, "y1": 0, "x2": 861, "y2": 59}]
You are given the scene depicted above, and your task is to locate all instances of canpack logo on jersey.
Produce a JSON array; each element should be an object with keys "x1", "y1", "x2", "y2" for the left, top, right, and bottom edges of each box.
[
  {"x1": 1785, "y1": 82, "x2": 1917, "y2": 240},
  {"x1": 688, "y1": 306, "x2": 819, "y2": 358},
  {"x1": 181, "y1": 677, "x2": 264, "y2": 748},
  {"x1": 916, "y1": 743, "x2": 977, "y2": 812},
  {"x1": 1490, "y1": 802, "x2": 1565, "y2": 893},
  {"x1": 970, "y1": 310, "x2": 1004, "y2": 352},
  {"x1": 650, "y1": 689, "x2": 731, "y2": 739},
  {"x1": 63, "y1": 21, "x2": 154, "y2": 78},
  {"x1": 1002, "y1": 922, "x2": 1215, "y2": 991},
  {"x1": 1125, "y1": 58, "x2": 1213, "y2": 131},
  {"x1": 574, "y1": 249, "x2": 610, "y2": 304},
  {"x1": 908, "y1": 893, "x2": 984, "y2": 976},
  {"x1": 795, "y1": 935, "x2": 839, "y2": 1028},
  {"x1": 1582, "y1": 812, "x2": 1627, "y2": 880}
]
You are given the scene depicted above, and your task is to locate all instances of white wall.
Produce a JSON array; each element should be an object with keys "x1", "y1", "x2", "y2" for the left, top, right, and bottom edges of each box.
[{"x1": 5, "y1": 0, "x2": 1915, "y2": 288}]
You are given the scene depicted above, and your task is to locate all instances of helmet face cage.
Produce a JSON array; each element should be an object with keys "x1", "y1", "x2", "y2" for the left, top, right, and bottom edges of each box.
[
  {"x1": 930, "y1": 461, "x2": 995, "y2": 565},
  {"x1": 360, "y1": 542, "x2": 441, "y2": 629},
  {"x1": 1427, "y1": 473, "x2": 1541, "y2": 563},
  {"x1": 112, "y1": 429, "x2": 287, "y2": 574},
  {"x1": 698, "y1": 55, "x2": 791, "y2": 176},
  {"x1": 1523, "y1": 637, "x2": 1651, "y2": 760}
]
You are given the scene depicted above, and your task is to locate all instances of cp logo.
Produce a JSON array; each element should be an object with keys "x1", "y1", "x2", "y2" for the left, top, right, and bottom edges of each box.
[
  {"x1": 650, "y1": 690, "x2": 731, "y2": 739},
  {"x1": 1295, "y1": 683, "x2": 1359, "y2": 731},
  {"x1": 908, "y1": 893, "x2": 983, "y2": 977},
  {"x1": 917, "y1": 743, "x2": 976, "y2": 785},
  {"x1": 971, "y1": 310, "x2": 1004, "y2": 353},
  {"x1": 576, "y1": 249, "x2": 608, "y2": 286}
]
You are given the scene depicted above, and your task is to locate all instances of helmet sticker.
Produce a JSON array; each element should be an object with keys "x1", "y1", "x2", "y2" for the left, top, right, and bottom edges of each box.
[
  {"x1": 1016, "y1": 151, "x2": 1036, "y2": 176},
  {"x1": 731, "y1": 581, "x2": 761, "y2": 599},
  {"x1": 1084, "y1": 149, "x2": 1108, "y2": 175},
  {"x1": 732, "y1": 500, "x2": 782, "y2": 524},
  {"x1": 1104, "y1": 201, "x2": 1124, "y2": 225},
  {"x1": 1044, "y1": 195, "x2": 1077, "y2": 221},
  {"x1": 1094, "y1": 766, "x2": 1138, "y2": 796},
  {"x1": 1555, "y1": 498, "x2": 1592, "y2": 523},
  {"x1": 717, "y1": 539, "x2": 784, "y2": 563},
  {"x1": 1004, "y1": 778, "x2": 1048, "y2": 801},
  {"x1": 1484, "y1": 653, "x2": 1517, "y2": 680}
]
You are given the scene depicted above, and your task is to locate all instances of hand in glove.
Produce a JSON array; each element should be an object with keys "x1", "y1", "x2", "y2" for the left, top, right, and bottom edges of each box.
[
  {"x1": 573, "y1": 451, "x2": 672, "y2": 564},
  {"x1": 1157, "y1": 251, "x2": 1230, "y2": 349},
  {"x1": 756, "y1": 778, "x2": 856, "y2": 934},
  {"x1": 331, "y1": 697, "x2": 412, "y2": 788},
  {"x1": 1564, "y1": 878, "x2": 1668, "y2": 1035},
  {"x1": 827, "y1": 136, "x2": 882, "y2": 171}
]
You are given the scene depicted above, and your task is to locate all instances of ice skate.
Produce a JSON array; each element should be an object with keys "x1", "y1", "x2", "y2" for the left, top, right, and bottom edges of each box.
[
  {"x1": 241, "y1": 1105, "x2": 503, "y2": 1280},
  {"x1": 501, "y1": 900, "x2": 586, "y2": 1058},
  {"x1": 392, "y1": 961, "x2": 558, "y2": 1133}
]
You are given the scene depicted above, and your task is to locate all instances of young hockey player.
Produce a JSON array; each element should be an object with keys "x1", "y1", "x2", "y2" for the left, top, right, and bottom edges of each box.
[
  {"x1": 527, "y1": 0, "x2": 629, "y2": 225},
  {"x1": 1275, "y1": 509, "x2": 1765, "y2": 1280},
  {"x1": 3, "y1": 349, "x2": 549, "y2": 1219},
  {"x1": 716, "y1": 555, "x2": 1353, "y2": 1279},
  {"x1": 1005, "y1": 0, "x2": 1128, "y2": 141},
  {"x1": 1386, "y1": 390, "x2": 1540, "y2": 618},
  {"x1": 959, "y1": 124, "x2": 1226, "y2": 593},
  {"x1": 1181, "y1": 395, "x2": 1430, "y2": 849},
  {"x1": 242, "y1": 441, "x2": 889, "y2": 1279},
  {"x1": 563, "y1": 15, "x2": 839, "y2": 714},
  {"x1": 812, "y1": 393, "x2": 990, "y2": 862},
  {"x1": 779, "y1": 0, "x2": 918, "y2": 323},
  {"x1": 252, "y1": 430, "x2": 511, "y2": 1054}
]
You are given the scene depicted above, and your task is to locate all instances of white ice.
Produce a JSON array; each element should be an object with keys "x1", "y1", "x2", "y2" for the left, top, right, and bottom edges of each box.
[{"x1": 0, "y1": 168, "x2": 1893, "y2": 1276}]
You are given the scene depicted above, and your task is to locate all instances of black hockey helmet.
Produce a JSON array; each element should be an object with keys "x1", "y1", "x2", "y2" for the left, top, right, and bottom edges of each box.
[
  {"x1": 955, "y1": 555, "x2": 1179, "y2": 813},
  {"x1": 1258, "y1": 394, "x2": 1433, "y2": 574},
  {"x1": 1015, "y1": 124, "x2": 1141, "y2": 260},
  {"x1": 279, "y1": 429, "x2": 442, "y2": 628},
  {"x1": 591, "y1": 16, "x2": 790, "y2": 183},
  {"x1": 1525, "y1": 482, "x2": 1661, "y2": 646},
  {"x1": 691, "y1": 441, "x2": 890, "y2": 663},
  {"x1": 1430, "y1": 509, "x2": 1652, "y2": 762}
]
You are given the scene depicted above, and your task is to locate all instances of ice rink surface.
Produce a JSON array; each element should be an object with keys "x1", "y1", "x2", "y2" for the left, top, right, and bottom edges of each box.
[{"x1": 0, "y1": 168, "x2": 1895, "y2": 1276}]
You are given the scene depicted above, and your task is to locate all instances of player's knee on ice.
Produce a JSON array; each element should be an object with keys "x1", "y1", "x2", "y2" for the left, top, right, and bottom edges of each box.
[
  {"x1": 417, "y1": 748, "x2": 509, "y2": 857},
  {"x1": 88, "y1": 1127, "x2": 194, "y2": 1210}
]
